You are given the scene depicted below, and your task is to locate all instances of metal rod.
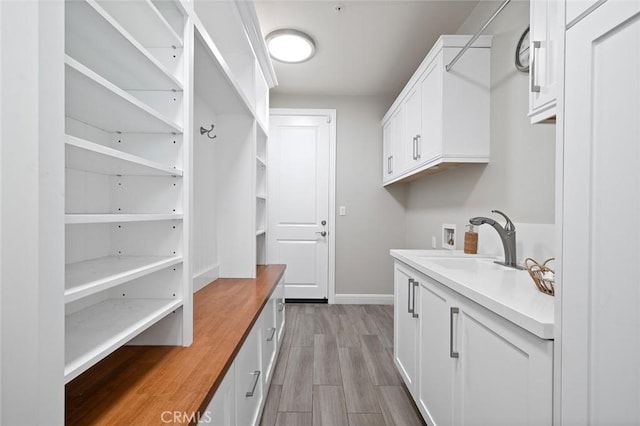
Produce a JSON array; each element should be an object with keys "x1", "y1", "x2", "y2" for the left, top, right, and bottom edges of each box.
[{"x1": 445, "y1": 0, "x2": 511, "y2": 72}]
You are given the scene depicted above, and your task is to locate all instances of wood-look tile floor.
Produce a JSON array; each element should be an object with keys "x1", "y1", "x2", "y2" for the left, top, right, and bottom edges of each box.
[{"x1": 260, "y1": 304, "x2": 426, "y2": 426}]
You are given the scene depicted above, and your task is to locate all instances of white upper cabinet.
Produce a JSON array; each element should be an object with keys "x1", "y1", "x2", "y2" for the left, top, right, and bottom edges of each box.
[
  {"x1": 403, "y1": 84, "x2": 422, "y2": 172},
  {"x1": 383, "y1": 107, "x2": 403, "y2": 184},
  {"x1": 529, "y1": 0, "x2": 560, "y2": 123},
  {"x1": 381, "y1": 35, "x2": 491, "y2": 185}
]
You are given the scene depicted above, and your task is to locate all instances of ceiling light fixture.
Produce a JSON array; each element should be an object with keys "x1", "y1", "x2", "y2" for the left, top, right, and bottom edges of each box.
[{"x1": 266, "y1": 29, "x2": 316, "y2": 64}]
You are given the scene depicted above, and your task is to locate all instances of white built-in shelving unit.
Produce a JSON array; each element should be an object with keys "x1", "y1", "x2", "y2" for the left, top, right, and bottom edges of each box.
[
  {"x1": 256, "y1": 127, "x2": 268, "y2": 264},
  {"x1": 63, "y1": 0, "x2": 189, "y2": 383},
  {"x1": 2, "y1": 0, "x2": 277, "y2": 420}
]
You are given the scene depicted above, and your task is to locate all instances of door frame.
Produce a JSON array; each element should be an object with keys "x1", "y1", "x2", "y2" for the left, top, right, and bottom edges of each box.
[{"x1": 268, "y1": 108, "x2": 337, "y2": 303}]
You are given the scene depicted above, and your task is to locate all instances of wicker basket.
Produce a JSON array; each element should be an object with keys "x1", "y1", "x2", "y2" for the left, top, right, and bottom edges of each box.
[{"x1": 524, "y1": 257, "x2": 555, "y2": 296}]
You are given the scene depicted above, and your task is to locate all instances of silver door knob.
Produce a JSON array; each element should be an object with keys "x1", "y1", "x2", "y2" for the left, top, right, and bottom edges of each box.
[{"x1": 316, "y1": 231, "x2": 327, "y2": 237}]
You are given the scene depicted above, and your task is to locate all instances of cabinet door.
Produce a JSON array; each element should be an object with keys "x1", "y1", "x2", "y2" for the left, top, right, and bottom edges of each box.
[
  {"x1": 200, "y1": 364, "x2": 236, "y2": 426},
  {"x1": 393, "y1": 262, "x2": 418, "y2": 395},
  {"x1": 454, "y1": 300, "x2": 553, "y2": 426},
  {"x1": 404, "y1": 84, "x2": 422, "y2": 171},
  {"x1": 562, "y1": 2, "x2": 640, "y2": 424},
  {"x1": 261, "y1": 296, "x2": 277, "y2": 385},
  {"x1": 529, "y1": 0, "x2": 559, "y2": 122},
  {"x1": 420, "y1": 59, "x2": 442, "y2": 163},
  {"x1": 417, "y1": 276, "x2": 456, "y2": 426},
  {"x1": 566, "y1": 0, "x2": 600, "y2": 26},
  {"x1": 275, "y1": 278, "x2": 285, "y2": 344},
  {"x1": 235, "y1": 321, "x2": 264, "y2": 426},
  {"x1": 382, "y1": 119, "x2": 394, "y2": 182}
]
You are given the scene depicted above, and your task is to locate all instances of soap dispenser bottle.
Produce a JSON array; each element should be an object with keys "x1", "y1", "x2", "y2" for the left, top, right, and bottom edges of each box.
[{"x1": 464, "y1": 224, "x2": 478, "y2": 254}]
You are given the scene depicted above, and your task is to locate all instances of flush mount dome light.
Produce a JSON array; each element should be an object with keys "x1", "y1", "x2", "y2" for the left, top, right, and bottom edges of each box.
[{"x1": 266, "y1": 29, "x2": 316, "y2": 64}]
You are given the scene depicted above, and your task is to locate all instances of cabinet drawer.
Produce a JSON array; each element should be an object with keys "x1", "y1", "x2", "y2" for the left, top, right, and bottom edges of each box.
[
  {"x1": 199, "y1": 364, "x2": 235, "y2": 426},
  {"x1": 235, "y1": 321, "x2": 263, "y2": 426},
  {"x1": 274, "y1": 279, "x2": 285, "y2": 343},
  {"x1": 262, "y1": 296, "x2": 277, "y2": 384}
]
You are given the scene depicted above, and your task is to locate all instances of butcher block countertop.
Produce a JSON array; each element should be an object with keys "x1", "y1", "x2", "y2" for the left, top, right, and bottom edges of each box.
[{"x1": 66, "y1": 264, "x2": 286, "y2": 425}]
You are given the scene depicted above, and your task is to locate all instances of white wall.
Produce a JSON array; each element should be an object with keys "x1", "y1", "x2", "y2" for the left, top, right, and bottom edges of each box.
[
  {"x1": 404, "y1": 0, "x2": 556, "y2": 252},
  {"x1": 270, "y1": 94, "x2": 407, "y2": 297},
  {"x1": 192, "y1": 93, "x2": 219, "y2": 290}
]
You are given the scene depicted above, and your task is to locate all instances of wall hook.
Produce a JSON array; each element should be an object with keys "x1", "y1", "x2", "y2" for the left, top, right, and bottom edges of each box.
[{"x1": 200, "y1": 124, "x2": 217, "y2": 140}]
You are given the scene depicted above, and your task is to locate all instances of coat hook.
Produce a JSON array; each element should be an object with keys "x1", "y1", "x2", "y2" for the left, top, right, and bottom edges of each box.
[{"x1": 200, "y1": 124, "x2": 217, "y2": 140}]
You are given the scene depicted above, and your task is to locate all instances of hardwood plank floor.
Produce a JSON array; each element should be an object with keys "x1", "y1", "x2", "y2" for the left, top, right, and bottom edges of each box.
[{"x1": 261, "y1": 304, "x2": 425, "y2": 426}]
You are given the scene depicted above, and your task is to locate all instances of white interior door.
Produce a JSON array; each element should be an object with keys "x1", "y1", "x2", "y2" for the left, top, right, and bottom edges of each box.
[{"x1": 268, "y1": 112, "x2": 332, "y2": 300}]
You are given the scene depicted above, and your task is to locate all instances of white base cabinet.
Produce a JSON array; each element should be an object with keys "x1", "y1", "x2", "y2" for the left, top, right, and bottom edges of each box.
[
  {"x1": 206, "y1": 364, "x2": 236, "y2": 426},
  {"x1": 393, "y1": 262, "x2": 419, "y2": 395},
  {"x1": 200, "y1": 276, "x2": 285, "y2": 425},
  {"x1": 394, "y1": 260, "x2": 553, "y2": 426}
]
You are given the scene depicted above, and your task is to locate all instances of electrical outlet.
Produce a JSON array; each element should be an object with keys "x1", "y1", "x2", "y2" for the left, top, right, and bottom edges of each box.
[
  {"x1": 339, "y1": 206, "x2": 347, "y2": 216},
  {"x1": 432, "y1": 236, "x2": 437, "y2": 248}
]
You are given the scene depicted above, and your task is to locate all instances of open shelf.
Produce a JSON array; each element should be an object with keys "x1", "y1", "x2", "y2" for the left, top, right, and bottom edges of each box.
[
  {"x1": 96, "y1": 0, "x2": 183, "y2": 48},
  {"x1": 66, "y1": 0, "x2": 183, "y2": 91},
  {"x1": 65, "y1": 297, "x2": 182, "y2": 383},
  {"x1": 65, "y1": 255, "x2": 183, "y2": 303},
  {"x1": 65, "y1": 213, "x2": 183, "y2": 224},
  {"x1": 65, "y1": 56, "x2": 183, "y2": 134},
  {"x1": 194, "y1": 24, "x2": 253, "y2": 117},
  {"x1": 193, "y1": 0, "x2": 256, "y2": 107},
  {"x1": 66, "y1": 135, "x2": 182, "y2": 177}
]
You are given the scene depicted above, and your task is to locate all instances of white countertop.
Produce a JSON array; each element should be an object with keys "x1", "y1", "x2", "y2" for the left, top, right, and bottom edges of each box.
[{"x1": 390, "y1": 249, "x2": 554, "y2": 339}]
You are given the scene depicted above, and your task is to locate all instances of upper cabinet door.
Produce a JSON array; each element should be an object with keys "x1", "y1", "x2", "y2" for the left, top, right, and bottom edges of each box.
[
  {"x1": 403, "y1": 84, "x2": 422, "y2": 171},
  {"x1": 562, "y1": 1, "x2": 640, "y2": 424},
  {"x1": 382, "y1": 119, "x2": 395, "y2": 183},
  {"x1": 529, "y1": 0, "x2": 560, "y2": 123},
  {"x1": 419, "y1": 59, "x2": 443, "y2": 165}
]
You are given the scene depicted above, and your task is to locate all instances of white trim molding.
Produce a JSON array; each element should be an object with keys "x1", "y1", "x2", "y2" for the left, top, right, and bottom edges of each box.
[
  {"x1": 193, "y1": 265, "x2": 220, "y2": 293},
  {"x1": 334, "y1": 294, "x2": 394, "y2": 305},
  {"x1": 235, "y1": 0, "x2": 278, "y2": 88}
]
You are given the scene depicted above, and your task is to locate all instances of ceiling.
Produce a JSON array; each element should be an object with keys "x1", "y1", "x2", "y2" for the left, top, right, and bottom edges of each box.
[{"x1": 254, "y1": 0, "x2": 479, "y2": 98}]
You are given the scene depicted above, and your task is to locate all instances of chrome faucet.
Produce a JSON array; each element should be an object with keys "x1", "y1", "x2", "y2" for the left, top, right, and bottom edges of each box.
[{"x1": 469, "y1": 210, "x2": 524, "y2": 270}]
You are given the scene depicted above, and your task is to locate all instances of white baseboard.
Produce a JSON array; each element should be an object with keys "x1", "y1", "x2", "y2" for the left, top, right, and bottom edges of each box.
[
  {"x1": 333, "y1": 294, "x2": 393, "y2": 305},
  {"x1": 193, "y1": 265, "x2": 220, "y2": 293}
]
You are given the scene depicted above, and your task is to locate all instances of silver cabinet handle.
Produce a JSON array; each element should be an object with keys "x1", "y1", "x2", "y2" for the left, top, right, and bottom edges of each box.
[
  {"x1": 266, "y1": 327, "x2": 277, "y2": 342},
  {"x1": 389, "y1": 155, "x2": 393, "y2": 174},
  {"x1": 412, "y1": 281, "x2": 419, "y2": 318},
  {"x1": 450, "y1": 307, "x2": 459, "y2": 358},
  {"x1": 407, "y1": 278, "x2": 414, "y2": 314},
  {"x1": 531, "y1": 41, "x2": 541, "y2": 93},
  {"x1": 246, "y1": 370, "x2": 261, "y2": 397},
  {"x1": 415, "y1": 135, "x2": 421, "y2": 159},
  {"x1": 412, "y1": 136, "x2": 417, "y2": 160},
  {"x1": 278, "y1": 300, "x2": 285, "y2": 312}
]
